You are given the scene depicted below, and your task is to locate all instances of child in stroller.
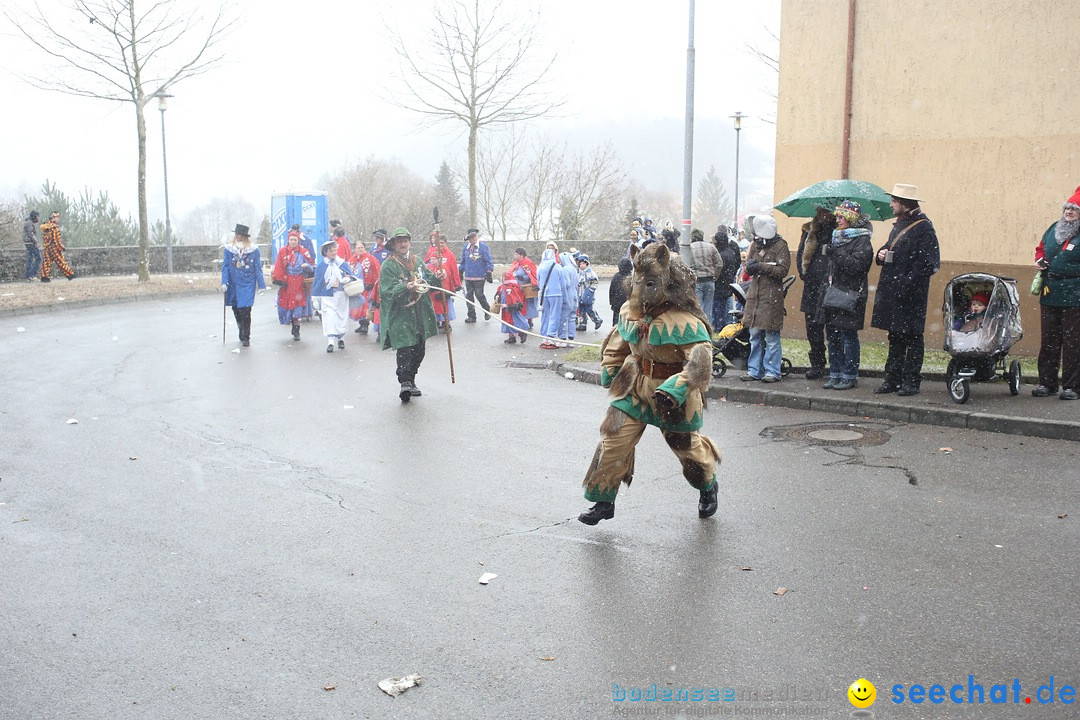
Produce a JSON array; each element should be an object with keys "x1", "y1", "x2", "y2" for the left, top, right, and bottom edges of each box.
[
  {"x1": 942, "y1": 273, "x2": 1024, "y2": 403},
  {"x1": 712, "y1": 276, "x2": 796, "y2": 378}
]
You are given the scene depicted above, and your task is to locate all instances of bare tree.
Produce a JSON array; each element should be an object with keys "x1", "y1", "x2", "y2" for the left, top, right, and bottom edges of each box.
[
  {"x1": 322, "y1": 157, "x2": 434, "y2": 243},
  {"x1": 551, "y1": 142, "x2": 628, "y2": 243},
  {"x1": 746, "y1": 26, "x2": 780, "y2": 125},
  {"x1": 4, "y1": 0, "x2": 234, "y2": 280},
  {"x1": 520, "y1": 134, "x2": 562, "y2": 243},
  {"x1": 474, "y1": 127, "x2": 528, "y2": 242},
  {"x1": 178, "y1": 196, "x2": 259, "y2": 246},
  {"x1": 387, "y1": 0, "x2": 562, "y2": 228}
]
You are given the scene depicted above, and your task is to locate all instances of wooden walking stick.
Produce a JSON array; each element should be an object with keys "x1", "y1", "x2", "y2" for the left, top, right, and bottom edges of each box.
[{"x1": 433, "y1": 207, "x2": 455, "y2": 383}]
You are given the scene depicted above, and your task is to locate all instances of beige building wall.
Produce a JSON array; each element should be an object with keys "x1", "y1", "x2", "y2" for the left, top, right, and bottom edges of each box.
[{"x1": 774, "y1": 0, "x2": 1080, "y2": 354}]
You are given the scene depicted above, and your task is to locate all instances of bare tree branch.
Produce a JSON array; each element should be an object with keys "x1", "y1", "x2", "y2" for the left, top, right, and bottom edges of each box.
[
  {"x1": 3, "y1": 0, "x2": 236, "y2": 280},
  {"x1": 383, "y1": 0, "x2": 564, "y2": 227}
]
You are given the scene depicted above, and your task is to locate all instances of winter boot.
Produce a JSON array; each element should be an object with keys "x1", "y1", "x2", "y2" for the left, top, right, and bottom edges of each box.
[
  {"x1": 578, "y1": 502, "x2": 615, "y2": 525},
  {"x1": 399, "y1": 381, "x2": 414, "y2": 403},
  {"x1": 291, "y1": 324, "x2": 300, "y2": 341},
  {"x1": 698, "y1": 483, "x2": 718, "y2": 519}
]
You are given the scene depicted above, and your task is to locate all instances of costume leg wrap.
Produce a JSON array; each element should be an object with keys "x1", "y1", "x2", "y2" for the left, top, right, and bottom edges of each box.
[
  {"x1": 662, "y1": 430, "x2": 722, "y2": 491},
  {"x1": 583, "y1": 409, "x2": 644, "y2": 502}
]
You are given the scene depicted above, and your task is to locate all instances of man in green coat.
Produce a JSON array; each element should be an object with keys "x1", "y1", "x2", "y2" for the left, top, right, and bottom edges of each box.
[{"x1": 380, "y1": 227, "x2": 444, "y2": 402}]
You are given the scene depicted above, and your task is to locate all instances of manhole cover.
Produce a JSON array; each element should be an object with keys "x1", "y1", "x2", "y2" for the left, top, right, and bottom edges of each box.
[
  {"x1": 761, "y1": 422, "x2": 892, "y2": 447},
  {"x1": 808, "y1": 428, "x2": 865, "y2": 442}
]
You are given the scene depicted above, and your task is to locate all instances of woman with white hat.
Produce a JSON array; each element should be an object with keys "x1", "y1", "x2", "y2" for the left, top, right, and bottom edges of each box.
[{"x1": 312, "y1": 239, "x2": 359, "y2": 353}]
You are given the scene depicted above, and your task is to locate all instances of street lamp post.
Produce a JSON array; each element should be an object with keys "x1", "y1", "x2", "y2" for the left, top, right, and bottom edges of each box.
[
  {"x1": 731, "y1": 111, "x2": 744, "y2": 232},
  {"x1": 155, "y1": 92, "x2": 175, "y2": 273}
]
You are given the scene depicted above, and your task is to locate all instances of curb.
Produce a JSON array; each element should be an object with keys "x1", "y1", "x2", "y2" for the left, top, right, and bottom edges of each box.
[
  {"x1": 0, "y1": 288, "x2": 218, "y2": 318},
  {"x1": 546, "y1": 362, "x2": 1080, "y2": 443}
]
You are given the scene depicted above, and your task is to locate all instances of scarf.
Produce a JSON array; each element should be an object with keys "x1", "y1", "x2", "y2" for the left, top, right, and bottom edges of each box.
[{"x1": 831, "y1": 227, "x2": 871, "y2": 246}]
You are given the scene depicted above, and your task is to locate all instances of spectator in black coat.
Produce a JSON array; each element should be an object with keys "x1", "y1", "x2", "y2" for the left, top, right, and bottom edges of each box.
[
  {"x1": 870, "y1": 184, "x2": 940, "y2": 396},
  {"x1": 609, "y1": 256, "x2": 633, "y2": 326},
  {"x1": 713, "y1": 226, "x2": 741, "y2": 329},
  {"x1": 795, "y1": 207, "x2": 836, "y2": 379}
]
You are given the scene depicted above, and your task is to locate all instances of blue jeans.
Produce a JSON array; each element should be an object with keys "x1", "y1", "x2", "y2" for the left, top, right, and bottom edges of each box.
[
  {"x1": 827, "y1": 326, "x2": 861, "y2": 380},
  {"x1": 747, "y1": 328, "x2": 782, "y2": 378},
  {"x1": 25, "y1": 245, "x2": 41, "y2": 279},
  {"x1": 695, "y1": 280, "x2": 715, "y2": 321}
]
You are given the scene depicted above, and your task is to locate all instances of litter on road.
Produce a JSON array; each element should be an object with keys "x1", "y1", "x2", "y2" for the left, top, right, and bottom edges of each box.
[{"x1": 378, "y1": 674, "x2": 421, "y2": 697}]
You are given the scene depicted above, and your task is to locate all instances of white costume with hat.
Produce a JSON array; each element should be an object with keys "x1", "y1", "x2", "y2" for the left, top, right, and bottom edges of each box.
[{"x1": 313, "y1": 249, "x2": 357, "y2": 344}]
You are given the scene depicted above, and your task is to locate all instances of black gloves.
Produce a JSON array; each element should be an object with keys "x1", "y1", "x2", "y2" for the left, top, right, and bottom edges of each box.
[
  {"x1": 485, "y1": 271, "x2": 494, "y2": 283},
  {"x1": 745, "y1": 259, "x2": 760, "y2": 276}
]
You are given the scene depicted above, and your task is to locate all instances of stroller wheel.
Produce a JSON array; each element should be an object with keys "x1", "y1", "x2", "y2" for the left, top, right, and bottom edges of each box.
[
  {"x1": 712, "y1": 358, "x2": 727, "y2": 378},
  {"x1": 948, "y1": 375, "x2": 971, "y2": 404},
  {"x1": 780, "y1": 357, "x2": 793, "y2": 378},
  {"x1": 1008, "y1": 359, "x2": 1022, "y2": 396}
]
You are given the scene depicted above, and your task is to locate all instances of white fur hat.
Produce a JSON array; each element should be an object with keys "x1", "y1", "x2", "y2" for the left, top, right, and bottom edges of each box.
[{"x1": 751, "y1": 215, "x2": 777, "y2": 240}]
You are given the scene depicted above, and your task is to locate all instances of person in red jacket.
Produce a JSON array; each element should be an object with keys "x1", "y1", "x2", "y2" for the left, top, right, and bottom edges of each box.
[
  {"x1": 273, "y1": 230, "x2": 315, "y2": 340},
  {"x1": 494, "y1": 270, "x2": 528, "y2": 344},
  {"x1": 424, "y1": 231, "x2": 462, "y2": 330},
  {"x1": 352, "y1": 240, "x2": 381, "y2": 336}
]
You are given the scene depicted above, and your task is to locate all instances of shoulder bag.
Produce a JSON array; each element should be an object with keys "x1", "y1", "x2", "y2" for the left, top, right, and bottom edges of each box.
[{"x1": 821, "y1": 275, "x2": 860, "y2": 312}]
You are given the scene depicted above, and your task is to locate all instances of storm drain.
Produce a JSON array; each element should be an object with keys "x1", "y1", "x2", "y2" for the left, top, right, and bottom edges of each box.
[{"x1": 761, "y1": 421, "x2": 892, "y2": 447}]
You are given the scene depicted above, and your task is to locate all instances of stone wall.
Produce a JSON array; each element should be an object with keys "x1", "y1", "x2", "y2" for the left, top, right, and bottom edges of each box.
[{"x1": 1, "y1": 244, "x2": 248, "y2": 283}]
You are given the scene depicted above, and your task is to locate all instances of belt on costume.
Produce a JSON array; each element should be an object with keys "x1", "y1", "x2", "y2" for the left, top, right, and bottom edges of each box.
[{"x1": 637, "y1": 357, "x2": 684, "y2": 380}]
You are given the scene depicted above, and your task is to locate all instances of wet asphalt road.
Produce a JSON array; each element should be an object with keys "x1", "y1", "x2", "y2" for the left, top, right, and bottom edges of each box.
[{"x1": 1, "y1": 294, "x2": 1077, "y2": 720}]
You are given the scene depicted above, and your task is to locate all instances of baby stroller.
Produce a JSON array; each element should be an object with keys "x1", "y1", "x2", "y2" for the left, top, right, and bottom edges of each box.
[
  {"x1": 942, "y1": 273, "x2": 1024, "y2": 404},
  {"x1": 712, "y1": 276, "x2": 796, "y2": 378}
]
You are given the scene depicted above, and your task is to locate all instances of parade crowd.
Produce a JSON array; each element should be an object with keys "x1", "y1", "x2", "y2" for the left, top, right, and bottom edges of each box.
[{"x1": 214, "y1": 181, "x2": 1078, "y2": 407}]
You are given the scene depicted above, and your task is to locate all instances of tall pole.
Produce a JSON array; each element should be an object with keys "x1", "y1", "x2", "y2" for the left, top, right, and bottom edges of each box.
[
  {"x1": 156, "y1": 92, "x2": 174, "y2": 273},
  {"x1": 731, "y1": 111, "x2": 744, "y2": 231},
  {"x1": 679, "y1": 0, "x2": 695, "y2": 267}
]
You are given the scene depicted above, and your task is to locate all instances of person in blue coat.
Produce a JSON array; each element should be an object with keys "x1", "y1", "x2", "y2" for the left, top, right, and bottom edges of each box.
[
  {"x1": 221, "y1": 224, "x2": 265, "y2": 346},
  {"x1": 458, "y1": 228, "x2": 494, "y2": 322},
  {"x1": 558, "y1": 252, "x2": 579, "y2": 343},
  {"x1": 536, "y1": 248, "x2": 565, "y2": 348}
]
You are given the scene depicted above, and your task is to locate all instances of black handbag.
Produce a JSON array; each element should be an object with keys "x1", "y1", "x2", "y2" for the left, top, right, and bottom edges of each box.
[{"x1": 821, "y1": 283, "x2": 859, "y2": 312}]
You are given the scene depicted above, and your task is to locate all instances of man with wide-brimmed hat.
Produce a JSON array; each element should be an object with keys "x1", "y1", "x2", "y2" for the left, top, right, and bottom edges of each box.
[
  {"x1": 458, "y1": 228, "x2": 494, "y2": 322},
  {"x1": 379, "y1": 227, "x2": 444, "y2": 402},
  {"x1": 221, "y1": 223, "x2": 266, "y2": 347},
  {"x1": 870, "y1": 183, "x2": 940, "y2": 396}
]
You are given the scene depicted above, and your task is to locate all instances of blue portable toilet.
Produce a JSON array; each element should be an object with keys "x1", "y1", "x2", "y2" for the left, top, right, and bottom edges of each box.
[{"x1": 271, "y1": 191, "x2": 328, "y2": 262}]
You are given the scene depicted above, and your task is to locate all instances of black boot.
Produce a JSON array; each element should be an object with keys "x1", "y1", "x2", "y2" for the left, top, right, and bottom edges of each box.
[
  {"x1": 409, "y1": 381, "x2": 422, "y2": 397},
  {"x1": 578, "y1": 501, "x2": 615, "y2": 525},
  {"x1": 291, "y1": 324, "x2": 300, "y2": 341},
  {"x1": 698, "y1": 483, "x2": 718, "y2": 518},
  {"x1": 399, "y1": 381, "x2": 413, "y2": 403}
]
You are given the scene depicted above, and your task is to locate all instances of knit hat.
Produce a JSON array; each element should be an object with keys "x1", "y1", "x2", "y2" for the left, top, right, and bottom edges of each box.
[
  {"x1": 834, "y1": 199, "x2": 863, "y2": 225},
  {"x1": 970, "y1": 291, "x2": 990, "y2": 306},
  {"x1": 750, "y1": 216, "x2": 777, "y2": 240},
  {"x1": 691, "y1": 228, "x2": 704, "y2": 243},
  {"x1": 1065, "y1": 185, "x2": 1080, "y2": 211}
]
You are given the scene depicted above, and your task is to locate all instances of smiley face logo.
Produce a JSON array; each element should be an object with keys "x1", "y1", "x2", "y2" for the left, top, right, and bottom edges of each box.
[{"x1": 848, "y1": 678, "x2": 876, "y2": 708}]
